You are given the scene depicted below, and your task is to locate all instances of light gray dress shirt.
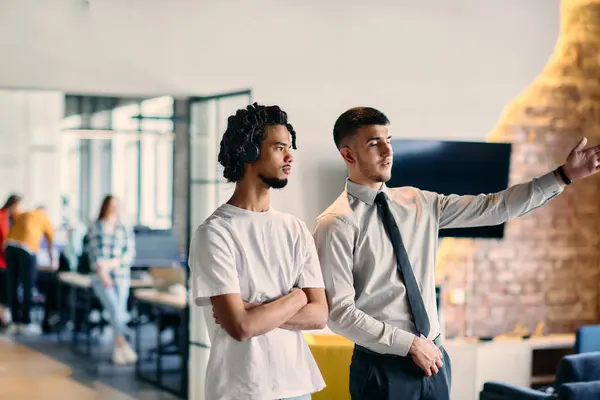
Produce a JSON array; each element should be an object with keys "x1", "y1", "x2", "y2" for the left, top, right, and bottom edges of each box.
[{"x1": 313, "y1": 171, "x2": 563, "y2": 357}]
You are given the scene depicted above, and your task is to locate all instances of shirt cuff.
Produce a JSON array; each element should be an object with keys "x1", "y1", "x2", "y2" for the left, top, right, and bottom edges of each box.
[
  {"x1": 393, "y1": 328, "x2": 417, "y2": 357},
  {"x1": 538, "y1": 170, "x2": 564, "y2": 199}
]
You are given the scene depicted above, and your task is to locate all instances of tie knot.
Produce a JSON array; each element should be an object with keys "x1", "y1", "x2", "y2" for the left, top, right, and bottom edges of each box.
[{"x1": 374, "y1": 191, "x2": 387, "y2": 206}]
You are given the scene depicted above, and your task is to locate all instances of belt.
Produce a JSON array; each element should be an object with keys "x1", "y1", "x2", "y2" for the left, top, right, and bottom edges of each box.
[{"x1": 355, "y1": 334, "x2": 442, "y2": 358}]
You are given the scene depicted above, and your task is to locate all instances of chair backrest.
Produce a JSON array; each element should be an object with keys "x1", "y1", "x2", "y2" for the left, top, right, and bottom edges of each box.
[
  {"x1": 554, "y1": 352, "x2": 600, "y2": 388},
  {"x1": 575, "y1": 325, "x2": 600, "y2": 354},
  {"x1": 557, "y1": 380, "x2": 600, "y2": 400},
  {"x1": 77, "y1": 233, "x2": 92, "y2": 274},
  {"x1": 133, "y1": 228, "x2": 181, "y2": 267}
]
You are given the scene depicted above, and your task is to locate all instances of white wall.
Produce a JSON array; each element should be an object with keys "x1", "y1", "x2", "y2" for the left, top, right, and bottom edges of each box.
[
  {"x1": 0, "y1": 90, "x2": 64, "y2": 223},
  {"x1": 0, "y1": 0, "x2": 560, "y2": 224}
]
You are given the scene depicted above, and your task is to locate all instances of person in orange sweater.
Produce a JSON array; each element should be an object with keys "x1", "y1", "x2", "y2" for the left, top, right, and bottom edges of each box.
[
  {"x1": 4, "y1": 206, "x2": 53, "y2": 335},
  {"x1": 0, "y1": 194, "x2": 23, "y2": 329}
]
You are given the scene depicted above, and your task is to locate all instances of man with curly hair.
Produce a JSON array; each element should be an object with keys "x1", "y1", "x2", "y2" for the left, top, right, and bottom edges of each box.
[{"x1": 188, "y1": 103, "x2": 327, "y2": 400}]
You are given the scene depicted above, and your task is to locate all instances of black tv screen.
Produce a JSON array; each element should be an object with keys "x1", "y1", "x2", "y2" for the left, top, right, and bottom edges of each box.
[{"x1": 387, "y1": 139, "x2": 512, "y2": 239}]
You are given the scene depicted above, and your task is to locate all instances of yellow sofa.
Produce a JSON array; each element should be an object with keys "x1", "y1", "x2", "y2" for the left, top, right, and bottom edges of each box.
[{"x1": 303, "y1": 333, "x2": 354, "y2": 400}]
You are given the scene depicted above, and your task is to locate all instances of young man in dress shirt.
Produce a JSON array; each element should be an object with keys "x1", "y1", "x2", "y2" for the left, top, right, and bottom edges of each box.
[
  {"x1": 313, "y1": 106, "x2": 600, "y2": 400},
  {"x1": 188, "y1": 103, "x2": 327, "y2": 400}
]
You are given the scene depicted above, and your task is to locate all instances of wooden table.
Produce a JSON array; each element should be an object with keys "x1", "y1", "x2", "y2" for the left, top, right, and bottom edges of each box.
[
  {"x1": 133, "y1": 288, "x2": 188, "y2": 398},
  {"x1": 58, "y1": 271, "x2": 154, "y2": 290},
  {"x1": 57, "y1": 272, "x2": 154, "y2": 366}
]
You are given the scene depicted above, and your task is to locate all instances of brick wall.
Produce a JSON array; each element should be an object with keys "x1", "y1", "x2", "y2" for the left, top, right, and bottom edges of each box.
[{"x1": 441, "y1": 0, "x2": 600, "y2": 338}]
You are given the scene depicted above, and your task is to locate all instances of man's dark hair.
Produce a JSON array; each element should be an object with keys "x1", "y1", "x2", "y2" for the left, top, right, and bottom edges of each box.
[
  {"x1": 218, "y1": 102, "x2": 297, "y2": 182},
  {"x1": 333, "y1": 107, "x2": 390, "y2": 149}
]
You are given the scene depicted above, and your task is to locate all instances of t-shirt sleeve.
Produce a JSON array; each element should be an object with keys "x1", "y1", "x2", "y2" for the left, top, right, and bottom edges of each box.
[
  {"x1": 296, "y1": 221, "x2": 325, "y2": 289},
  {"x1": 188, "y1": 223, "x2": 240, "y2": 307}
]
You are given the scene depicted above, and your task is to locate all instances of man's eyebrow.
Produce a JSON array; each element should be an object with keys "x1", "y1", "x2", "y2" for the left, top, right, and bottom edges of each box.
[{"x1": 366, "y1": 136, "x2": 392, "y2": 142}]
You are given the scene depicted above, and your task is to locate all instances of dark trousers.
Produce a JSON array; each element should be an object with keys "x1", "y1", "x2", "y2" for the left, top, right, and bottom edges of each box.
[
  {"x1": 349, "y1": 345, "x2": 452, "y2": 400},
  {"x1": 0, "y1": 268, "x2": 7, "y2": 305},
  {"x1": 5, "y1": 245, "x2": 37, "y2": 325}
]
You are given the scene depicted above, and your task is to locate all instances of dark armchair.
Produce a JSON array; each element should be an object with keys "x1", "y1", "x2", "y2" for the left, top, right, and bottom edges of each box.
[
  {"x1": 557, "y1": 381, "x2": 600, "y2": 399},
  {"x1": 480, "y1": 352, "x2": 600, "y2": 400}
]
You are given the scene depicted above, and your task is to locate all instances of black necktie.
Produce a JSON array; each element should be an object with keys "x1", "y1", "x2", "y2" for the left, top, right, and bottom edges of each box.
[{"x1": 374, "y1": 191, "x2": 431, "y2": 337}]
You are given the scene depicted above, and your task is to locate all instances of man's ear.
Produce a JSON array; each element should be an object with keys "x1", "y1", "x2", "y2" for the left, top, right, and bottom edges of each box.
[{"x1": 340, "y1": 146, "x2": 356, "y2": 165}]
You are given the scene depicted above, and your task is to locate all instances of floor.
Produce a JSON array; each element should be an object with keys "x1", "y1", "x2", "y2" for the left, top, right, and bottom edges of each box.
[{"x1": 0, "y1": 333, "x2": 180, "y2": 400}]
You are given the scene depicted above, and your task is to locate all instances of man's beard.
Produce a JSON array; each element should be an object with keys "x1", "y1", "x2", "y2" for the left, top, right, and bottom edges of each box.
[
  {"x1": 359, "y1": 161, "x2": 391, "y2": 183},
  {"x1": 356, "y1": 153, "x2": 391, "y2": 183},
  {"x1": 370, "y1": 171, "x2": 390, "y2": 183},
  {"x1": 259, "y1": 174, "x2": 288, "y2": 189}
]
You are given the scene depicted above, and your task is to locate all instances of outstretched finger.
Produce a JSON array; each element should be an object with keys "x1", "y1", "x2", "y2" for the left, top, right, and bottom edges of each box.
[{"x1": 573, "y1": 137, "x2": 588, "y2": 152}]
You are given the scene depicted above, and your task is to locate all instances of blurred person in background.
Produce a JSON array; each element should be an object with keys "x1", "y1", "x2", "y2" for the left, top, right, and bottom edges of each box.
[
  {"x1": 85, "y1": 194, "x2": 137, "y2": 365},
  {"x1": 5, "y1": 205, "x2": 53, "y2": 335},
  {"x1": 0, "y1": 194, "x2": 23, "y2": 329}
]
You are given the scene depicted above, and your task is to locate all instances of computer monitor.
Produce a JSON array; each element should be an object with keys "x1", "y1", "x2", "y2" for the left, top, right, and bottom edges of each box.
[
  {"x1": 388, "y1": 139, "x2": 512, "y2": 239},
  {"x1": 133, "y1": 227, "x2": 183, "y2": 267}
]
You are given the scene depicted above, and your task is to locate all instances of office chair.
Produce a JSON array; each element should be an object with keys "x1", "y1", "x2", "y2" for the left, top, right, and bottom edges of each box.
[
  {"x1": 480, "y1": 352, "x2": 600, "y2": 400},
  {"x1": 575, "y1": 325, "x2": 600, "y2": 354}
]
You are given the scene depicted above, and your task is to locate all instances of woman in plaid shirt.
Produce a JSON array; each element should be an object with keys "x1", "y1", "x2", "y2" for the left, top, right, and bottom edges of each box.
[{"x1": 85, "y1": 194, "x2": 137, "y2": 365}]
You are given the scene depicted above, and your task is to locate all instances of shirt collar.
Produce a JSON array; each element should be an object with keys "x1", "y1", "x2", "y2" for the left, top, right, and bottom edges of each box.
[{"x1": 345, "y1": 178, "x2": 388, "y2": 206}]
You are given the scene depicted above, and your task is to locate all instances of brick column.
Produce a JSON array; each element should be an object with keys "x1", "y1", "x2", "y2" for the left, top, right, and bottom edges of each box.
[{"x1": 441, "y1": 0, "x2": 600, "y2": 337}]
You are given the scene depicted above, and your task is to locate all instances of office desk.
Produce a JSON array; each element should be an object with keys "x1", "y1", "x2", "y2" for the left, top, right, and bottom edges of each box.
[
  {"x1": 57, "y1": 272, "x2": 93, "y2": 359},
  {"x1": 133, "y1": 288, "x2": 188, "y2": 399},
  {"x1": 57, "y1": 272, "x2": 153, "y2": 365},
  {"x1": 37, "y1": 265, "x2": 56, "y2": 273}
]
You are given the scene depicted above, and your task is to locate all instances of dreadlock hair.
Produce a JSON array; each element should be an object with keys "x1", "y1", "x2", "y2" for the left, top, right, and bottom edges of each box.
[{"x1": 218, "y1": 102, "x2": 297, "y2": 182}]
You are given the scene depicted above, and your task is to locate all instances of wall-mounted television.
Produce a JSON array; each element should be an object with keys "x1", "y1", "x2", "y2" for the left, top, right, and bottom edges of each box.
[{"x1": 387, "y1": 139, "x2": 512, "y2": 239}]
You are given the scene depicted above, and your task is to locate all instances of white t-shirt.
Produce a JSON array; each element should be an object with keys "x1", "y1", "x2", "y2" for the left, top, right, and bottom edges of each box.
[{"x1": 189, "y1": 204, "x2": 326, "y2": 400}]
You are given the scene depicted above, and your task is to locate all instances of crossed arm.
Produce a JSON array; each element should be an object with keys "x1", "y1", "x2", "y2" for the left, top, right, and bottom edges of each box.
[{"x1": 210, "y1": 287, "x2": 328, "y2": 342}]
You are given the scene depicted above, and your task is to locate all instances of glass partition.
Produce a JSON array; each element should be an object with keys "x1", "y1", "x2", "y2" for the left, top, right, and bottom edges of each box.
[
  {"x1": 188, "y1": 90, "x2": 252, "y2": 235},
  {"x1": 187, "y1": 90, "x2": 252, "y2": 391},
  {"x1": 61, "y1": 95, "x2": 175, "y2": 228}
]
